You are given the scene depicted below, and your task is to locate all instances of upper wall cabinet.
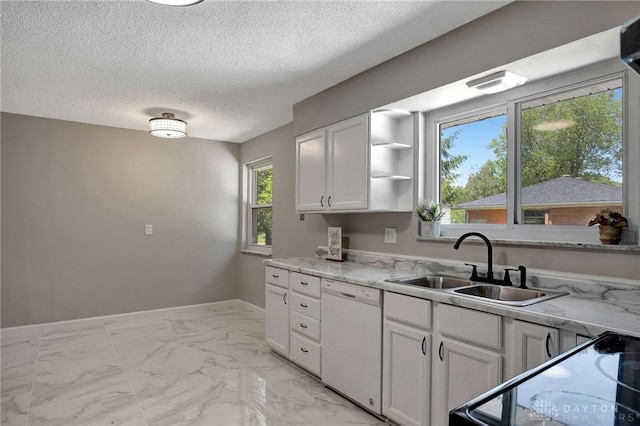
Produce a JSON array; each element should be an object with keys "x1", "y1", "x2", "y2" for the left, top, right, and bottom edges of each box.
[
  {"x1": 370, "y1": 110, "x2": 415, "y2": 211},
  {"x1": 296, "y1": 129, "x2": 327, "y2": 212},
  {"x1": 295, "y1": 111, "x2": 415, "y2": 213}
]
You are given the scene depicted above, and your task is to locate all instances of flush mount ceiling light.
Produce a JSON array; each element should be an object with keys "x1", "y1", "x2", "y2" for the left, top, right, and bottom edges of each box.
[
  {"x1": 149, "y1": 113, "x2": 187, "y2": 138},
  {"x1": 466, "y1": 71, "x2": 527, "y2": 94},
  {"x1": 146, "y1": 0, "x2": 203, "y2": 6}
]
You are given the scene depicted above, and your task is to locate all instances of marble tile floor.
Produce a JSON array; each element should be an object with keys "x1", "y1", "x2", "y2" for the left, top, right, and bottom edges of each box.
[{"x1": 1, "y1": 301, "x2": 385, "y2": 426}]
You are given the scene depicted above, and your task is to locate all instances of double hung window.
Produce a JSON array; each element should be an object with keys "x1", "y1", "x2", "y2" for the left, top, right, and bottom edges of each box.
[{"x1": 245, "y1": 157, "x2": 273, "y2": 254}]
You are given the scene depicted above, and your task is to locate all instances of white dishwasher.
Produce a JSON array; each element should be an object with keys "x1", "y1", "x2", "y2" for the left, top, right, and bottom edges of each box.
[{"x1": 321, "y1": 279, "x2": 382, "y2": 415}]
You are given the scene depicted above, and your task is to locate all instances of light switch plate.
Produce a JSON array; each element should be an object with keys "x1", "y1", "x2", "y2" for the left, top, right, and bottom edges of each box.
[
  {"x1": 384, "y1": 227, "x2": 396, "y2": 244},
  {"x1": 145, "y1": 224, "x2": 153, "y2": 235}
]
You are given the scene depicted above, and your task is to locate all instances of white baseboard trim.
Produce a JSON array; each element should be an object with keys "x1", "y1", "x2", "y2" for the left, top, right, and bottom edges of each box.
[
  {"x1": 237, "y1": 299, "x2": 264, "y2": 314},
  {"x1": 1, "y1": 299, "x2": 247, "y2": 332}
]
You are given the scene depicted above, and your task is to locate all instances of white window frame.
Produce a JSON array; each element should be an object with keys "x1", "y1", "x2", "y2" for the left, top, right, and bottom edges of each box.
[
  {"x1": 243, "y1": 156, "x2": 273, "y2": 254},
  {"x1": 424, "y1": 60, "x2": 639, "y2": 244}
]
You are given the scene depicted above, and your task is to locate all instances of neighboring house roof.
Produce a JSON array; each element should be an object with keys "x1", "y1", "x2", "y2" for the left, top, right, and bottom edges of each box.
[{"x1": 456, "y1": 176, "x2": 622, "y2": 209}]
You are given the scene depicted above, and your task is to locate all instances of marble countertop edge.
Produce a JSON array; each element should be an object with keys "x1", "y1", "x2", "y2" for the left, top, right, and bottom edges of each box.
[{"x1": 265, "y1": 257, "x2": 640, "y2": 339}]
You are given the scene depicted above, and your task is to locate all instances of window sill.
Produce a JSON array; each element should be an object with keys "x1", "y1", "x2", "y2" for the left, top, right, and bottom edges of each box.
[
  {"x1": 416, "y1": 236, "x2": 640, "y2": 253},
  {"x1": 240, "y1": 249, "x2": 272, "y2": 257}
]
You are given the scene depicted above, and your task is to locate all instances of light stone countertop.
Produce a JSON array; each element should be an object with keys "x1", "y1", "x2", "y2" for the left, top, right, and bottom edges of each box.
[{"x1": 265, "y1": 255, "x2": 640, "y2": 339}]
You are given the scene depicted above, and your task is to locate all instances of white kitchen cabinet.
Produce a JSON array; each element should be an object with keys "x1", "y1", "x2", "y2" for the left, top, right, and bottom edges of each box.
[
  {"x1": 383, "y1": 292, "x2": 431, "y2": 426},
  {"x1": 506, "y1": 319, "x2": 559, "y2": 379},
  {"x1": 433, "y1": 338, "x2": 502, "y2": 426},
  {"x1": 289, "y1": 271, "x2": 323, "y2": 376},
  {"x1": 295, "y1": 129, "x2": 326, "y2": 212},
  {"x1": 432, "y1": 304, "x2": 502, "y2": 426},
  {"x1": 265, "y1": 283, "x2": 289, "y2": 357},
  {"x1": 295, "y1": 114, "x2": 369, "y2": 213},
  {"x1": 326, "y1": 114, "x2": 369, "y2": 211},
  {"x1": 295, "y1": 111, "x2": 415, "y2": 213}
]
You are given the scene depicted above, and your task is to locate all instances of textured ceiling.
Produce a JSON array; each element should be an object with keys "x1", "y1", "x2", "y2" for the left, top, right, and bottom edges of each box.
[{"x1": 1, "y1": 0, "x2": 508, "y2": 143}]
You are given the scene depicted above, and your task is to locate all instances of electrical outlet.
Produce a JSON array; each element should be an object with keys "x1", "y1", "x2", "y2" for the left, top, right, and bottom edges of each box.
[
  {"x1": 384, "y1": 227, "x2": 397, "y2": 244},
  {"x1": 145, "y1": 224, "x2": 153, "y2": 235}
]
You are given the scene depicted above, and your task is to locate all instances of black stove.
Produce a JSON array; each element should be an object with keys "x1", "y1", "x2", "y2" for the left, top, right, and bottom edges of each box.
[{"x1": 450, "y1": 332, "x2": 640, "y2": 425}]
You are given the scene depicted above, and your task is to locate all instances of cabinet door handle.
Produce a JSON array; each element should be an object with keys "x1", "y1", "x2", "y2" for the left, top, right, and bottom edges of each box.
[
  {"x1": 301, "y1": 347, "x2": 309, "y2": 353},
  {"x1": 546, "y1": 333, "x2": 552, "y2": 358},
  {"x1": 320, "y1": 196, "x2": 324, "y2": 207},
  {"x1": 438, "y1": 341, "x2": 444, "y2": 361},
  {"x1": 328, "y1": 195, "x2": 332, "y2": 207},
  {"x1": 300, "y1": 281, "x2": 308, "y2": 286},
  {"x1": 283, "y1": 292, "x2": 287, "y2": 305},
  {"x1": 300, "y1": 303, "x2": 308, "y2": 309},
  {"x1": 422, "y1": 336, "x2": 427, "y2": 355},
  {"x1": 300, "y1": 323, "x2": 308, "y2": 329}
]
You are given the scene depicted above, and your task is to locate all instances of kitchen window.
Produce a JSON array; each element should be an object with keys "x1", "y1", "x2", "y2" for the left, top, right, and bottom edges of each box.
[
  {"x1": 425, "y1": 60, "x2": 639, "y2": 243},
  {"x1": 244, "y1": 157, "x2": 273, "y2": 254}
]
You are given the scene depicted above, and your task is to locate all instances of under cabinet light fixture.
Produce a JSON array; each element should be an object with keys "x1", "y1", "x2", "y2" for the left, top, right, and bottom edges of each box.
[
  {"x1": 466, "y1": 71, "x2": 527, "y2": 94},
  {"x1": 146, "y1": 0, "x2": 203, "y2": 6},
  {"x1": 149, "y1": 113, "x2": 187, "y2": 138}
]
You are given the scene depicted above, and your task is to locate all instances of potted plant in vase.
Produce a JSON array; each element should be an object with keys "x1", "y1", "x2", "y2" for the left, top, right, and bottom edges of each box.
[
  {"x1": 416, "y1": 200, "x2": 445, "y2": 237},
  {"x1": 588, "y1": 209, "x2": 628, "y2": 245}
]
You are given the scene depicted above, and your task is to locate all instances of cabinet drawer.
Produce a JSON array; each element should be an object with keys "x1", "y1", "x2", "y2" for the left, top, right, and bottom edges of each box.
[
  {"x1": 439, "y1": 304, "x2": 502, "y2": 350},
  {"x1": 290, "y1": 272, "x2": 321, "y2": 298},
  {"x1": 265, "y1": 267, "x2": 288, "y2": 288},
  {"x1": 385, "y1": 291, "x2": 431, "y2": 329},
  {"x1": 291, "y1": 310, "x2": 321, "y2": 341},
  {"x1": 290, "y1": 333, "x2": 321, "y2": 376},
  {"x1": 291, "y1": 292, "x2": 321, "y2": 320}
]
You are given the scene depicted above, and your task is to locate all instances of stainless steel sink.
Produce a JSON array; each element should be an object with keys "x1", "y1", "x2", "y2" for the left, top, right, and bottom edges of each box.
[
  {"x1": 385, "y1": 276, "x2": 474, "y2": 289},
  {"x1": 453, "y1": 285, "x2": 567, "y2": 307}
]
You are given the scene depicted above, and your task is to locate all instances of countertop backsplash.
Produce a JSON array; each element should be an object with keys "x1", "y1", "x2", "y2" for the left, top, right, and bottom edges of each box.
[{"x1": 313, "y1": 246, "x2": 640, "y2": 307}]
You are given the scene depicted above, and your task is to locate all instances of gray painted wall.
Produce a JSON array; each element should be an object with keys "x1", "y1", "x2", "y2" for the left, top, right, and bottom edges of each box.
[{"x1": 1, "y1": 113, "x2": 240, "y2": 326}]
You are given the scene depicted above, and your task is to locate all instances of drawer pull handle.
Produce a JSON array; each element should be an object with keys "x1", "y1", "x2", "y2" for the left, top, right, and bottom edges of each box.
[
  {"x1": 422, "y1": 336, "x2": 427, "y2": 355},
  {"x1": 438, "y1": 341, "x2": 444, "y2": 361},
  {"x1": 300, "y1": 303, "x2": 308, "y2": 308},
  {"x1": 300, "y1": 323, "x2": 308, "y2": 329},
  {"x1": 300, "y1": 281, "x2": 308, "y2": 286},
  {"x1": 546, "y1": 333, "x2": 552, "y2": 358},
  {"x1": 272, "y1": 274, "x2": 279, "y2": 278},
  {"x1": 301, "y1": 347, "x2": 309, "y2": 353}
]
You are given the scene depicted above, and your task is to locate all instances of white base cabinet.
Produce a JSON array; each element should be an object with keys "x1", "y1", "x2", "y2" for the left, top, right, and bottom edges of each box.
[
  {"x1": 289, "y1": 272, "x2": 322, "y2": 376},
  {"x1": 506, "y1": 319, "x2": 559, "y2": 379},
  {"x1": 433, "y1": 338, "x2": 502, "y2": 426},
  {"x1": 265, "y1": 266, "x2": 290, "y2": 357},
  {"x1": 383, "y1": 292, "x2": 432, "y2": 426},
  {"x1": 432, "y1": 304, "x2": 503, "y2": 426}
]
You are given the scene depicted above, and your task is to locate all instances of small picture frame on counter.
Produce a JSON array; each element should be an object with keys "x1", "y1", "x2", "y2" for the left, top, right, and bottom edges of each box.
[{"x1": 327, "y1": 226, "x2": 346, "y2": 261}]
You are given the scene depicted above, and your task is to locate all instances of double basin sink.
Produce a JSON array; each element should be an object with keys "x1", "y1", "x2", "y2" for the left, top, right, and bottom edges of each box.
[{"x1": 385, "y1": 276, "x2": 567, "y2": 307}]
